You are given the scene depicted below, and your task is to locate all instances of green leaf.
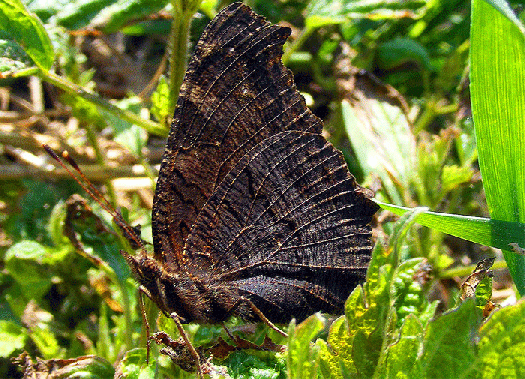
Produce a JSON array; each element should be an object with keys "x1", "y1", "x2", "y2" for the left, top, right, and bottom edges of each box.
[
  {"x1": 223, "y1": 350, "x2": 284, "y2": 379},
  {"x1": 122, "y1": 19, "x2": 171, "y2": 35},
  {"x1": 30, "y1": 325, "x2": 62, "y2": 359},
  {"x1": 342, "y1": 95, "x2": 415, "y2": 205},
  {"x1": 55, "y1": 0, "x2": 169, "y2": 32},
  {"x1": 475, "y1": 300, "x2": 525, "y2": 378},
  {"x1": 474, "y1": 276, "x2": 493, "y2": 310},
  {"x1": 199, "y1": 0, "x2": 218, "y2": 19},
  {"x1": 379, "y1": 315, "x2": 423, "y2": 378},
  {"x1": 419, "y1": 300, "x2": 481, "y2": 378},
  {"x1": 377, "y1": 202, "x2": 525, "y2": 254},
  {"x1": 0, "y1": 320, "x2": 26, "y2": 357},
  {"x1": 23, "y1": 0, "x2": 69, "y2": 21},
  {"x1": 0, "y1": 0, "x2": 53, "y2": 71},
  {"x1": 60, "y1": 356, "x2": 115, "y2": 378},
  {"x1": 377, "y1": 38, "x2": 432, "y2": 71},
  {"x1": 470, "y1": 0, "x2": 525, "y2": 294},
  {"x1": 318, "y1": 316, "x2": 354, "y2": 378},
  {"x1": 5, "y1": 241, "x2": 54, "y2": 300},
  {"x1": 441, "y1": 165, "x2": 473, "y2": 193},
  {"x1": 104, "y1": 97, "x2": 148, "y2": 158},
  {"x1": 47, "y1": 200, "x2": 70, "y2": 248},
  {"x1": 287, "y1": 314, "x2": 324, "y2": 379},
  {"x1": 352, "y1": 328, "x2": 382, "y2": 377},
  {"x1": 0, "y1": 37, "x2": 38, "y2": 77},
  {"x1": 55, "y1": 0, "x2": 114, "y2": 30},
  {"x1": 90, "y1": 0, "x2": 169, "y2": 33},
  {"x1": 305, "y1": 0, "x2": 426, "y2": 28},
  {"x1": 389, "y1": 208, "x2": 428, "y2": 264},
  {"x1": 116, "y1": 348, "x2": 157, "y2": 379},
  {"x1": 150, "y1": 76, "x2": 170, "y2": 124},
  {"x1": 392, "y1": 258, "x2": 435, "y2": 326}
]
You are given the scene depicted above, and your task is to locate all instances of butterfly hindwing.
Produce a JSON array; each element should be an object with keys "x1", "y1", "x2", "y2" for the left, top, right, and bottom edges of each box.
[{"x1": 183, "y1": 131, "x2": 378, "y2": 322}]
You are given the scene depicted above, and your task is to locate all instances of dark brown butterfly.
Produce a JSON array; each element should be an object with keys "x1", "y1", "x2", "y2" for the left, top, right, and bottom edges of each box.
[
  {"x1": 47, "y1": 2, "x2": 378, "y2": 375},
  {"x1": 146, "y1": 1, "x2": 378, "y2": 326}
]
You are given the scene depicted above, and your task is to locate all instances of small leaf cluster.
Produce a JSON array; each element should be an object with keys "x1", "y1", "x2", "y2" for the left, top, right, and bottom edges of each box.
[{"x1": 287, "y1": 211, "x2": 525, "y2": 378}]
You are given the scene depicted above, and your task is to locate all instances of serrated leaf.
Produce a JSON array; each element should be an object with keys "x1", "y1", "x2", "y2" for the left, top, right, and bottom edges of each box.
[
  {"x1": 475, "y1": 300, "x2": 525, "y2": 379},
  {"x1": 475, "y1": 276, "x2": 493, "y2": 310},
  {"x1": 378, "y1": 315, "x2": 423, "y2": 378},
  {"x1": 223, "y1": 350, "x2": 283, "y2": 379},
  {"x1": 392, "y1": 258, "x2": 430, "y2": 326},
  {"x1": 470, "y1": 0, "x2": 525, "y2": 294},
  {"x1": 334, "y1": 282, "x2": 387, "y2": 376},
  {"x1": 150, "y1": 76, "x2": 170, "y2": 124},
  {"x1": 287, "y1": 313, "x2": 324, "y2": 379},
  {"x1": 352, "y1": 328, "x2": 382, "y2": 377},
  {"x1": 420, "y1": 300, "x2": 481, "y2": 378},
  {"x1": 318, "y1": 316, "x2": 355, "y2": 378},
  {"x1": 0, "y1": 0, "x2": 54, "y2": 71},
  {"x1": 0, "y1": 320, "x2": 26, "y2": 357}
]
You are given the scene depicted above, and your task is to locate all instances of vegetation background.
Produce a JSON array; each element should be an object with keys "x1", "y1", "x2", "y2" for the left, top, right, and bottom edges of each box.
[{"x1": 1, "y1": 0, "x2": 525, "y2": 377}]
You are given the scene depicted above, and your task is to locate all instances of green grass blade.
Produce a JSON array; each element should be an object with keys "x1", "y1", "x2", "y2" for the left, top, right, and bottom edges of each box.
[
  {"x1": 377, "y1": 201, "x2": 525, "y2": 253},
  {"x1": 470, "y1": 0, "x2": 525, "y2": 294}
]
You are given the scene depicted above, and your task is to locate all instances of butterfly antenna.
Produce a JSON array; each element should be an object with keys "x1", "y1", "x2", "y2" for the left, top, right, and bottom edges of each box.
[{"x1": 43, "y1": 144, "x2": 146, "y2": 256}]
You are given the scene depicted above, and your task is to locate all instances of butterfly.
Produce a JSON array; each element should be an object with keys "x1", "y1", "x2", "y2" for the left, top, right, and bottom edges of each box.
[{"x1": 146, "y1": 1, "x2": 378, "y2": 327}]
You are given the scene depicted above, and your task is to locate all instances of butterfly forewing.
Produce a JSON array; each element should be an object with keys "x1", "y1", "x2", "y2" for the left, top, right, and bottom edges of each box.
[{"x1": 152, "y1": 3, "x2": 323, "y2": 268}]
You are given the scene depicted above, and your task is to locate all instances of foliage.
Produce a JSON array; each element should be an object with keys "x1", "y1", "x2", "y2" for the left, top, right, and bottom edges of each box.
[{"x1": 1, "y1": 0, "x2": 525, "y2": 377}]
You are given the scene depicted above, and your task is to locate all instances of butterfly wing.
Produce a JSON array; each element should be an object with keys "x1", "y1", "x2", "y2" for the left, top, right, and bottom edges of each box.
[
  {"x1": 153, "y1": 3, "x2": 322, "y2": 268},
  {"x1": 183, "y1": 131, "x2": 379, "y2": 322}
]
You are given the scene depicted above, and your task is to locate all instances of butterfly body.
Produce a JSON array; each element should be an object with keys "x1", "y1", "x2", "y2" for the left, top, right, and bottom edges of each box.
[{"x1": 128, "y1": 254, "x2": 242, "y2": 323}]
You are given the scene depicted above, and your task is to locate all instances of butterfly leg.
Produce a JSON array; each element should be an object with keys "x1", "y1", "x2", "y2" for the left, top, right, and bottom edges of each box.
[
  {"x1": 233, "y1": 297, "x2": 288, "y2": 338},
  {"x1": 170, "y1": 312, "x2": 205, "y2": 379},
  {"x1": 138, "y1": 287, "x2": 151, "y2": 362},
  {"x1": 221, "y1": 322, "x2": 236, "y2": 341}
]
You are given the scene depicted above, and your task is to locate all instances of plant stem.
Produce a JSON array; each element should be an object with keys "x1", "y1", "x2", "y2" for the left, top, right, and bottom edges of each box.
[
  {"x1": 168, "y1": 0, "x2": 196, "y2": 117},
  {"x1": 441, "y1": 259, "x2": 507, "y2": 279},
  {"x1": 414, "y1": 96, "x2": 437, "y2": 134},
  {"x1": 119, "y1": 279, "x2": 133, "y2": 350},
  {"x1": 39, "y1": 71, "x2": 167, "y2": 136},
  {"x1": 282, "y1": 26, "x2": 315, "y2": 66},
  {"x1": 84, "y1": 122, "x2": 117, "y2": 205}
]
